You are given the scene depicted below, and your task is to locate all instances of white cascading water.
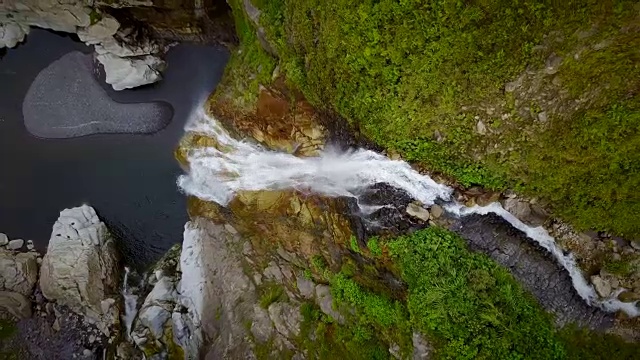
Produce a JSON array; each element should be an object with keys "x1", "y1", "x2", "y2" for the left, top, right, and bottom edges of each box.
[
  {"x1": 122, "y1": 266, "x2": 138, "y2": 338},
  {"x1": 178, "y1": 107, "x2": 639, "y2": 317}
]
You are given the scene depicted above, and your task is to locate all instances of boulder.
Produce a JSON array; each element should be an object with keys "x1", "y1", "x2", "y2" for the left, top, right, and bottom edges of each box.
[
  {"x1": 430, "y1": 204, "x2": 444, "y2": 219},
  {"x1": 406, "y1": 202, "x2": 430, "y2": 222},
  {"x1": 39, "y1": 205, "x2": 120, "y2": 332},
  {"x1": 315, "y1": 284, "x2": 344, "y2": 324},
  {"x1": 0, "y1": 233, "x2": 8, "y2": 246},
  {"x1": 296, "y1": 276, "x2": 315, "y2": 299},
  {"x1": 96, "y1": 52, "x2": 165, "y2": 91},
  {"x1": 7, "y1": 239, "x2": 23, "y2": 250},
  {"x1": 590, "y1": 275, "x2": 612, "y2": 298},
  {"x1": 0, "y1": 249, "x2": 38, "y2": 296},
  {"x1": 0, "y1": 22, "x2": 29, "y2": 48},
  {"x1": 267, "y1": 302, "x2": 302, "y2": 338}
]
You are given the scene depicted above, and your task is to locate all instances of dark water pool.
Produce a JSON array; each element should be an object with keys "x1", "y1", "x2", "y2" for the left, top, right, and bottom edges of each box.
[{"x1": 0, "y1": 29, "x2": 229, "y2": 267}]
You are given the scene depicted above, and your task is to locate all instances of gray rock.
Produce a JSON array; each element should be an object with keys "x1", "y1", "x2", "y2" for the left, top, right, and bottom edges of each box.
[
  {"x1": 501, "y1": 198, "x2": 533, "y2": 223},
  {"x1": 263, "y1": 262, "x2": 285, "y2": 283},
  {"x1": 39, "y1": 205, "x2": 120, "y2": 334},
  {"x1": 545, "y1": 53, "x2": 563, "y2": 75},
  {"x1": 23, "y1": 51, "x2": 172, "y2": 139},
  {"x1": 0, "y1": 22, "x2": 29, "y2": 48},
  {"x1": 631, "y1": 241, "x2": 640, "y2": 251},
  {"x1": 0, "y1": 291, "x2": 32, "y2": 319},
  {"x1": 251, "y1": 304, "x2": 274, "y2": 343},
  {"x1": 406, "y1": 203, "x2": 430, "y2": 222},
  {"x1": 412, "y1": 332, "x2": 432, "y2": 360},
  {"x1": 476, "y1": 120, "x2": 487, "y2": 135},
  {"x1": 0, "y1": 233, "x2": 8, "y2": 246},
  {"x1": 26, "y1": 239, "x2": 34, "y2": 250},
  {"x1": 0, "y1": 249, "x2": 38, "y2": 295},
  {"x1": 315, "y1": 285, "x2": 345, "y2": 324},
  {"x1": 296, "y1": 276, "x2": 315, "y2": 299},
  {"x1": 268, "y1": 302, "x2": 302, "y2": 338},
  {"x1": 537, "y1": 111, "x2": 548, "y2": 123},
  {"x1": 7, "y1": 239, "x2": 24, "y2": 250}
]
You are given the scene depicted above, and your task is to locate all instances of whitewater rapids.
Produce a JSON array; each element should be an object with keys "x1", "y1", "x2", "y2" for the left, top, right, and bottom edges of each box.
[{"x1": 178, "y1": 107, "x2": 639, "y2": 317}]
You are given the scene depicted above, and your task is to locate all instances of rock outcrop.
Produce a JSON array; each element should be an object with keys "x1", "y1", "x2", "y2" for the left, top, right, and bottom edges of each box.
[
  {"x1": 39, "y1": 205, "x2": 120, "y2": 334},
  {"x1": 0, "y1": 249, "x2": 38, "y2": 296},
  {"x1": 0, "y1": 0, "x2": 166, "y2": 89}
]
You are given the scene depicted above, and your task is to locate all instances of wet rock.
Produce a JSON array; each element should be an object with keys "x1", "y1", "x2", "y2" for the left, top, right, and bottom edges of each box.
[
  {"x1": 617, "y1": 291, "x2": 640, "y2": 303},
  {"x1": 7, "y1": 239, "x2": 24, "y2": 250},
  {"x1": 268, "y1": 302, "x2": 302, "y2": 338},
  {"x1": 406, "y1": 202, "x2": 430, "y2": 222},
  {"x1": 0, "y1": 249, "x2": 38, "y2": 295},
  {"x1": 450, "y1": 213, "x2": 613, "y2": 329},
  {"x1": 39, "y1": 205, "x2": 120, "y2": 334},
  {"x1": 296, "y1": 276, "x2": 315, "y2": 299},
  {"x1": 430, "y1": 204, "x2": 444, "y2": 219},
  {"x1": 475, "y1": 192, "x2": 501, "y2": 207},
  {"x1": 315, "y1": 285, "x2": 344, "y2": 324},
  {"x1": 0, "y1": 233, "x2": 8, "y2": 246}
]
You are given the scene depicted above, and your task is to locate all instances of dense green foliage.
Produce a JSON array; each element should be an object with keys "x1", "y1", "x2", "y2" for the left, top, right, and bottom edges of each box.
[
  {"x1": 388, "y1": 227, "x2": 564, "y2": 359},
  {"x1": 249, "y1": 0, "x2": 640, "y2": 237},
  {"x1": 367, "y1": 236, "x2": 383, "y2": 257}
]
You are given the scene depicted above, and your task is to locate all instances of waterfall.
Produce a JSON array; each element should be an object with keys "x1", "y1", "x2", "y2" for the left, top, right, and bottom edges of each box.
[
  {"x1": 177, "y1": 107, "x2": 639, "y2": 317},
  {"x1": 122, "y1": 266, "x2": 139, "y2": 338}
]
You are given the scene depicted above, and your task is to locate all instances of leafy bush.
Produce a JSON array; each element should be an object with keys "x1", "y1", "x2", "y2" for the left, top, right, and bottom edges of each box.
[
  {"x1": 367, "y1": 236, "x2": 383, "y2": 257},
  {"x1": 388, "y1": 227, "x2": 565, "y2": 359}
]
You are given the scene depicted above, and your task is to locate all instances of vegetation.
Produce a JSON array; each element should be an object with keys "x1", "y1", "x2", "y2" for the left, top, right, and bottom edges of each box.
[
  {"x1": 367, "y1": 236, "x2": 383, "y2": 257},
  {"x1": 297, "y1": 302, "x2": 391, "y2": 360},
  {"x1": 259, "y1": 283, "x2": 286, "y2": 309},
  {"x1": 245, "y1": 0, "x2": 640, "y2": 238},
  {"x1": 389, "y1": 227, "x2": 564, "y2": 359}
]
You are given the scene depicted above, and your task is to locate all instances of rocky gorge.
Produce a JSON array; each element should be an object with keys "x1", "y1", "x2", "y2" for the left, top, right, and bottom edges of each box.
[{"x1": 2, "y1": 0, "x2": 640, "y2": 359}]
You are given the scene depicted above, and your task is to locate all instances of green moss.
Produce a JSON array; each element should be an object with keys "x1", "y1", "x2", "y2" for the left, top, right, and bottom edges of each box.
[
  {"x1": 252, "y1": 0, "x2": 640, "y2": 237},
  {"x1": 349, "y1": 235, "x2": 361, "y2": 254},
  {"x1": 367, "y1": 236, "x2": 383, "y2": 257}
]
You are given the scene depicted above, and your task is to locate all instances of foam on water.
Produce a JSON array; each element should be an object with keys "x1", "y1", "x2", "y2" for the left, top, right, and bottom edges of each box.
[{"x1": 178, "y1": 108, "x2": 639, "y2": 317}]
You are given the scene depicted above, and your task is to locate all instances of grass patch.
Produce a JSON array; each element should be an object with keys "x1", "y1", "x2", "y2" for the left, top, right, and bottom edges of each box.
[
  {"x1": 349, "y1": 235, "x2": 361, "y2": 254},
  {"x1": 259, "y1": 283, "x2": 286, "y2": 309}
]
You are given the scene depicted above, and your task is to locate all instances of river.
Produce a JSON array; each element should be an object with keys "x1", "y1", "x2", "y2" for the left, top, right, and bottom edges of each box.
[{"x1": 0, "y1": 29, "x2": 228, "y2": 267}]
